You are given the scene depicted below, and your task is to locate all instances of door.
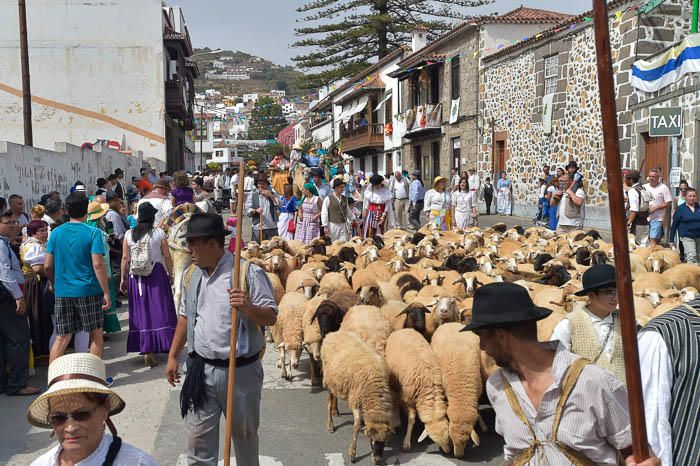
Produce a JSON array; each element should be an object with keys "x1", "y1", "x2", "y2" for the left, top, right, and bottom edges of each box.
[
  {"x1": 371, "y1": 154, "x2": 378, "y2": 174},
  {"x1": 494, "y1": 140, "x2": 506, "y2": 176},
  {"x1": 386, "y1": 153, "x2": 393, "y2": 176},
  {"x1": 452, "y1": 137, "x2": 461, "y2": 172},
  {"x1": 431, "y1": 141, "x2": 441, "y2": 181},
  {"x1": 414, "y1": 145, "x2": 422, "y2": 174},
  {"x1": 642, "y1": 133, "x2": 669, "y2": 181}
]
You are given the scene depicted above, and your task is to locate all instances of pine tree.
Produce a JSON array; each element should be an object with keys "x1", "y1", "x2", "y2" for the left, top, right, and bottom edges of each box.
[
  {"x1": 292, "y1": 0, "x2": 492, "y2": 89},
  {"x1": 247, "y1": 96, "x2": 289, "y2": 140}
]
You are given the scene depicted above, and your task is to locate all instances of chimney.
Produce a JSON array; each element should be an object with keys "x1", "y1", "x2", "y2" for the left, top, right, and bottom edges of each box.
[{"x1": 411, "y1": 25, "x2": 428, "y2": 52}]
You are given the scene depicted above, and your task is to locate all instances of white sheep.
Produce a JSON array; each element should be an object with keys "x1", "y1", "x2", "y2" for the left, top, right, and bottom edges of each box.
[
  {"x1": 319, "y1": 271, "x2": 351, "y2": 291},
  {"x1": 430, "y1": 322, "x2": 482, "y2": 458},
  {"x1": 285, "y1": 269, "x2": 320, "y2": 298},
  {"x1": 385, "y1": 329, "x2": 451, "y2": 453},
  {"x1": 321, "y1": 331, "x2": 396, "y2": 464},
  {"x1": 276, "y1": 292, "x2": 307, "y2": 380},
  {"x1": 340, "y1": 305, "x2": 392, "y2": 355}
]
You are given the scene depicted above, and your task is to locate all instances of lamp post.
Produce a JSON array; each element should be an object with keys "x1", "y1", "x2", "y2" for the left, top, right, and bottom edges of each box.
[
  {"x1": 693, "y1": 0, "x2": 699, "y2": 33},
  {"x1": 18, "y1": 0, "x2": 32, "y2": 146}
]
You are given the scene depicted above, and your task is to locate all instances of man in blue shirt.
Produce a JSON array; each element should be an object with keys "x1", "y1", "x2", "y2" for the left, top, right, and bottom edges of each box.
[
  {"x1": 45, "y1": 193, "x2": 111, "y2": 363},
  {"x1": 408, "y1": 170, "x2": 426, "y2": 230},
  {"x1": 670, "y1": 187, "x2": 700, "y2": 263}
]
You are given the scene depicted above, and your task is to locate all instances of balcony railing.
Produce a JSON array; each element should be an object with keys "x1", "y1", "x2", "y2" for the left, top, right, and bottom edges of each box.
[
  {"x1": 165, "y1": 78, "x2": 188, "y2": 119},
  {"x1": 342, "y1": 123, "x2": 385, "y2": 154},
  {"x1": 404, "y1": 103, "x2": 442, "y2": 137}
]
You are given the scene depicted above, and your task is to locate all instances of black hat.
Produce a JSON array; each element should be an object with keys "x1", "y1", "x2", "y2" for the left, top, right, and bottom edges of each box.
[
  {"x1": 310, "y1": 167, "x2": 324, "y2": 178},
  {"x1": 332, "y1": 177, "x2": 346, "y2": 189},
  {"x1": 461, "y1": 282, "x2": 552, "y2": 332},
  {"x1": 255, "y1": 176, "x2": 270, "y2": 186},
  {"x1": 106, "y1": 191, "x2": 120, "y2": 202},
  {"x1": 137, "y1": 202, "x2": 157, "y2": 223},
  {"x1": 369, "y1": 174, "x2": 384, "y2": 186},
  {"x1": 565, "y1": 160, "x2": 579, "y2": 170},
  {"x1": 574, "y1": 264, "x2": 617, "y2": 296},
  {"x1": 182, "y1": 213, "x2": 231, "y2": 238}
]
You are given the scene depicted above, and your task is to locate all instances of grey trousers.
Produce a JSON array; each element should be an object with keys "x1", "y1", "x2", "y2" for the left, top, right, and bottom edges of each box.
[
  {"x1": 185, "y1": 360, "x2": 263, "y2": 466},
  {"x1": 680, "y1": 237, "x2": 700, "y2": 263}
]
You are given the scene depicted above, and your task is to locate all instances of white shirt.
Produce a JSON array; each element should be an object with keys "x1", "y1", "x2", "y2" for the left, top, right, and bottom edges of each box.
[
  {"x1": 451, "y1": 190, "x2": 476, "y2": 213},
  {"x1": 125, "y1": 228, "x2": 166, "y2": 266},
  {"x1": 450, "y1": 174, "x2": 460, "y2": 187},
  {"x1": 638, "y1": 331, "x2": 674, "y2": 466},
  {"x1": 105, "y1": 209, "x2": 127, "y2": 240},
  {"x1": 423, "y1": 189, "x2": 449, "y2": 212},
  {"x1": 230, "y1": 173, "x2": 239, "y2": 191},
  {"x1": 243, "y1": 176, "x2": 255, "y2": 192},
  {"x1": 321, "y1": 193, "x2": 355, "y2": 227},
  {"x1": 550, "y1": 308, "x2": 616, "y2": 359},
  {"x1": 30, "y1": 434, "x2": 157, "y2": 466},
  {"x1": 645, "y1": 182, "x2": 672, "y2": 222},
  {"x1": 362, "y1": 187, "x2": 392, "y2": 217},
  {"x1": 539, "y1": 185, "x2": 547, "y2": 198},
  {"x1": 390, "y1": 177, "x2": 408, "y2": 199},
  {"x1": 627, "y1": 183, "x2": 641, "y2": 213},
  {"x1": 137, "y1": 197, "x2": 170, "y2": 225},
  {"x1": 557, "y1": 187, "x2": 586, "y2": 226},
  {"x1": 468, "y1": 173, "x2": 480, "y2": 192}
]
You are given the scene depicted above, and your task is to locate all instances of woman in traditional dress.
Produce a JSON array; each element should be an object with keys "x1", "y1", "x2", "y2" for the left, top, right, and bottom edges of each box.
[
  {"x1": 452, "y1": 177, "x2": 477, "y2": 230},
  {"x1": 496, "y1": 171, "x2": 512, "y2": 215},
  {"x1": 20, "y1": 220, "x2": 52, "y2": 363},
  {"x1": 120, "y1": 203, "x2": 177, "y2": 367},
  {"x1": 362, "y1": 174, "x2": 392, "y2": 238},
  {"x1": 277, "y1": 184, "x2": 298, "y2": 240},
  {"x1": 86, "y1": 202, "x2": 121, "y2": 335},
  {"x1": 546, "y1": 176, "x2": 560, "y2": 231},
  {"x1": 269, "y1": 152, "x2": 291, "y2": 196},
  {"x1": 294, "y1": 183, "x2": 322, "y2": 244},
  {"x1": 423, "y1": 176, "x2": 452, "y2": 231}
]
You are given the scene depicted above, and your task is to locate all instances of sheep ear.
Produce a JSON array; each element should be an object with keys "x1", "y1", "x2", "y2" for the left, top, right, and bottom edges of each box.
[
  {"x1": 276, "y1": 343, "x2": 284, "y2": 349},
  {"x1": 417, "y1": 429, "x2": 429, "y2": 443},
  {"x1": 310, "y1": 310, "x2": 320, "y2": 323},
  {"x1": 395, "y1": 310, "x2": 408, "y2": 317},
  {"x1": 451, "y1": 278, "x2": 464, "y2": 285},
  {"x1": 470, "y1": 429, "x2": 480, "y2": 446}
]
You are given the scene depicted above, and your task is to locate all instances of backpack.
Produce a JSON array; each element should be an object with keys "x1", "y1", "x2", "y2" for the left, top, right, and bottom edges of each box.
[
  {"x1": 635, "y1": 185, "x2": 654, "y2": 213},
  {"x1": 129, "y1": 232, "x2": 154, "y2": 276}
]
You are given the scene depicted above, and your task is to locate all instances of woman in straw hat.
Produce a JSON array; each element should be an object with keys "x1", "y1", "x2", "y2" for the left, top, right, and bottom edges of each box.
[
  {"x1": 423, "y1": 176, "x2": 452, "y2": 230},
  {"x1": 28, "y1": 353, "x2": 157, "y2": 465}
]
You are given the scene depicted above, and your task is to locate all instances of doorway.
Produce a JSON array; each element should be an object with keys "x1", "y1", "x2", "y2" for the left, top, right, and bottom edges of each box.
[
  {"x1": 642, "y1": 133, "x2": 669, "y2": 180},
  {"x1": 414, "y1": 145, "x2": 422, "y2": 174},
  {"x1": 386, "y1": 153, "x2": 393, "y2": 176},
  {"x1": 431, "y1": 141, "x2": 441, "y2": 180},
  {"x1": 494, "y1": 140, "x2": 507, "y2": 176}
]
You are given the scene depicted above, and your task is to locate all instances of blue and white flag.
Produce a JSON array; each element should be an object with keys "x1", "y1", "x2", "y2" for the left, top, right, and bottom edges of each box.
[{"x1": 631, "y1": 34, "x2": 700, "y2": 92}]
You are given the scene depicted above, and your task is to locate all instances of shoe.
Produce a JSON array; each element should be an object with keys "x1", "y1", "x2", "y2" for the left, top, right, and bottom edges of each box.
[{"x1": 144, "y1": 354, "x2": 158, "y2": 367}]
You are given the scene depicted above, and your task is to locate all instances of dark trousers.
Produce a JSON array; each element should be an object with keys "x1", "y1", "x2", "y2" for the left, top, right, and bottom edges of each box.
[
  {"x1": 0, "y1": 296, "x2": 30, "y2": 394},
  {"x1": 251, "y1": 227, "x2": 278, "y2": 243},
  {"x1": 409, "y1": 201, "x2": 424, "y2": 230},
  {"x1": 484, "y1": 195, "x2": 493, "y2": 215}
]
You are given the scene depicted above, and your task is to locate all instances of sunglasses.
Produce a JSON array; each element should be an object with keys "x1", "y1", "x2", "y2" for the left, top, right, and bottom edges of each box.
[{"x1": 49, "y1": 407, "x2": 97, "y2": 427}]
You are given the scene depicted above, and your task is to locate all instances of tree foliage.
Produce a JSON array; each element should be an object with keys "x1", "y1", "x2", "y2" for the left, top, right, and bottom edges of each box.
[
  {"x1": 247, "y1": 96, "x2": 289, "y2": 140},
  {"x1": 292, "y1": 0, "x2": 492, "y2": 89}
]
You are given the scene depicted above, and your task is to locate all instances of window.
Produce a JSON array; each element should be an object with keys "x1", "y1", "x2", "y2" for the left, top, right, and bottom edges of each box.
[
  {"x1": 414, "y1": 145, "x2": 422, "y2": 173},
  {"x1": 429, "y1": 66, "x2": 440, "y2": 105},
  {"x1": 544, "y1": 55, "x2": 559, "y2": 95},
  {"x1": 385, "y1": 96, "x2": 393, "y2": 124},
  {"x1": 431, "y1": 141, "x2": 441, "y2": 180},
  {"x1": 452, "y1": 137, "x2": 461, "y2": 171},
  {"x1": 451, "y1": 55, "x2": 460, "y2": 100}
]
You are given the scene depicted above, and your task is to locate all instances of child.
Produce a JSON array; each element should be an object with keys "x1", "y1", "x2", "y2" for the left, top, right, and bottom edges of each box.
[
  {"x1": 127, "y1": 200, "x2": 138, "y2": 228},
  {"x1": 226, "y1": 217, "x2": 245, "y2": 252},
  {"x1": 348, "y1": 198, "x2": 361, "y2": 237},
  {"x1": 537, "y1": 178, "x2": 549, "y2": 221}
]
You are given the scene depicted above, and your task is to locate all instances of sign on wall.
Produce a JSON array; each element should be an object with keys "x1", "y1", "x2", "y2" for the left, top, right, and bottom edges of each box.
[
  {"x1": 542, "y1": 94, "x2": 554, "y2": 135},
  {"x1": 649, "y1": 107, "x2": 683, "y2": 137},
  {"x1": 669, "y1": 167, "x2": 682, "y2": 187}
]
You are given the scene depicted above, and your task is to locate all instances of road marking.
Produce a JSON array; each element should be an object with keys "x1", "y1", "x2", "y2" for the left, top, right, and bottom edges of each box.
[
  {"x1": 325, "y1": 452, "x2": 345, "y2": 466},
  {"x1": 262, "y1": 345, "x2": 318, "y2": 390},
  {"x1": 384, "y1": 452, "x2": 463, "y2": 465},
  {"x1": 176, "y1": 454, "x2": 284, "y2": 465}
]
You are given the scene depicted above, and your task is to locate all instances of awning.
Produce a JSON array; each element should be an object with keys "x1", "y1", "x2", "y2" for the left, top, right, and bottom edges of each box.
[
  {"x1": 374, "y1": 92, "x2": 392, "y2": 112},
  {"x1": 340, "y1": 95, "x2": 369, "y2": 123}
]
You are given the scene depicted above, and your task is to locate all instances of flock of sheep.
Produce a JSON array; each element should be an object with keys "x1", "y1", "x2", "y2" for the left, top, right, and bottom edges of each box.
[{"x1": 241, "y1": 222, "x2": 699, "y2": 464}]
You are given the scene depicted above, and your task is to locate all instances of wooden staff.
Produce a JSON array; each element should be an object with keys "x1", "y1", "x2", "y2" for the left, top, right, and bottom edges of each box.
[
  {"x1": 591, "y1": 1, "x2": 650, "y2": 461},
  {"x1": 224, "y1": 158, "x2": 246, "y2": 466}
]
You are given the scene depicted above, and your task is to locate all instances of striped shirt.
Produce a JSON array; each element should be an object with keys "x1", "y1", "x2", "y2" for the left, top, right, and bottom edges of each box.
[{"x1": 486, "y1": 342, "x2": 632, "y2": 465}]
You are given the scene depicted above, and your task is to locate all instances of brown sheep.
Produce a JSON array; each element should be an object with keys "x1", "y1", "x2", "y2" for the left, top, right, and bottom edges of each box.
[{"x1": 340, "y1": 305, "x2": 393, "y2": 355}]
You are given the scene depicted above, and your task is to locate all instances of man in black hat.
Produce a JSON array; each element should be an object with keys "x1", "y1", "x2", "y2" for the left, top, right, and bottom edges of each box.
[
  {"x1": 166, "y1": 213, "x2": 278, "y2": 466},
  {"x1": 550, "y1": 264, "x2": 625, "y2": 382},
  {"x1": 310, "y1": 167, "x2": 331, "y2": 199},
  {"x1": 464, "y1": 282, "x2": 659, "y2": 466},
  {"x1": 321, "y1": 177, "x2": 357, "y2": 242},
  {"x1": 244, "y1": 176, "x2": 279, "y2": 242}
]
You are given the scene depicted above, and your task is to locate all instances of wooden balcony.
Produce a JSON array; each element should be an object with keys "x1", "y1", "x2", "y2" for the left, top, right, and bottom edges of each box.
[
  {"x1": 342, "y1": 123, "x2": 385, "y2": 154},
  {"x1": 403, "y1": 103, "x2": 443, "y2": 139},
  {"x1": 165, "y1": 78, "x2": 188, "y2": 119}
]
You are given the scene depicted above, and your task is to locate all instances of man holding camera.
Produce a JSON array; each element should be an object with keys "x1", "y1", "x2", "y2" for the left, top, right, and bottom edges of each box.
[{"x1": 550, "y1": 172, "x2": 586, "y2": 233}]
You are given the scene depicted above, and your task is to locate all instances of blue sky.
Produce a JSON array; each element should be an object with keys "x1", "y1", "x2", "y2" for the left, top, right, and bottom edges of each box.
[{"x1": 176, "y1": 0, "x2": 594, "y2": 65}]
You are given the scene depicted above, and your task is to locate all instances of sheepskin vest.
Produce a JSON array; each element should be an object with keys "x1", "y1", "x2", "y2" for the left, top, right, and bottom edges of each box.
[
  {"x1": 568, "y1": 308, "x2": 626, "y2": 384},
  {"x1": 327, "y1": 193, "x2": 349, "y2": 224}
]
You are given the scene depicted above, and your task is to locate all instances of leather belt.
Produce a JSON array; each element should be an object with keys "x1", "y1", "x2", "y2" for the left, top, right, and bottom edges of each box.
[{"x1": 196, "y1": 352, "x2": 260, "y2": 368}]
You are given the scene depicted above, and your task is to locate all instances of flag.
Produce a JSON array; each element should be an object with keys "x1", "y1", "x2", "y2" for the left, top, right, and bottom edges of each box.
[{"x1": 631, "y1": 33, "x2": 700, "y2": 92}]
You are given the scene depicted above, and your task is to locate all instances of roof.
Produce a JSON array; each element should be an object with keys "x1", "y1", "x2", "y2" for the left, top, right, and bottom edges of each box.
[
  {"x1": 337, "y1": 73, "x2": 386, "y2": 105},
  {"x1": 393, "y1": 7, "x2": 573, "y2": 71},
  {"x1": 483, "y1": 0, "x2": 635, "y2": 62}
]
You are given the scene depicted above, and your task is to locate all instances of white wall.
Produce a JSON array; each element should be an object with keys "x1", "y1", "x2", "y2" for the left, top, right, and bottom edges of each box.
[
  {"x1": 0, "y1": 0, "x2": 167, "y2": 161},
  {"x1": 481, "y1": 23, "x2": 556, "y2": 57},
  {"x1": 0, "y1": 141, "x2": 147, "y2": 206}
]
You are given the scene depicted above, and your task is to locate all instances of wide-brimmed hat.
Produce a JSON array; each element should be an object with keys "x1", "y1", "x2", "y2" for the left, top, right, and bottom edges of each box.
[
  {"x1": 87, "y1": 201, "x2": 109, "y2": 221},
  {"x1": 310, "y1": 167, "x2": 324, "y2": 178},
  {"x1": 462, "y1": 282, "x2": 552, "y2": 331},
  {"x1": 27, "y1": 353, "x2": 125, "y2": 429},
  {"x1": 411, "y1": 170, "x2": 421, "y2": 177},
  {"x1": 575, "y1": 264, "x2": 617, "y2": 296},
  {"x1": 332, "y1": 177, "x2": 346, "y2": 189},
  {"x1": 565, "y1": 160, "x2": 579, "y2": 170},
  {"x1": 74, "y1": 184, "x2": 87, "y2": 192},
  {"x1": 293, "y1": 141, "x2": 304, "y2": 151},
  {"x1": 182, "y1": 213, "x2": 230, "y2": 238},
  {"x1": 433, "y1": 176, "x2": 447, "y2": 187},
  {"x1": 369, "y1": 174, "x2": 384, "y2": 186}
]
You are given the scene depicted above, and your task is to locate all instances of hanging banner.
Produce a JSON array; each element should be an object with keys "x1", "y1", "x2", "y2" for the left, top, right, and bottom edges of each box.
[
  {"x1": 632, "y1": 33, "x2": 700, "y2": 92},
  {"x1": 542, "y1": 94, "x2": 554, "y2": 134},
  {"x1": 449, "y1": 97, "x2": 460, "y2": 124}
]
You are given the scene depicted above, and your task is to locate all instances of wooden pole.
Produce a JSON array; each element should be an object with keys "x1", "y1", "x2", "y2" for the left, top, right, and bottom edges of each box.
[
  {"x1": 223, "y1": 159, "x2": 247, "y2": 466},
  {"x1": 591, "y1": 1, "x2": 649, "y2": 461},
  {"x1": 18, "y1": 0, "x2": 33, "y2": 146}
]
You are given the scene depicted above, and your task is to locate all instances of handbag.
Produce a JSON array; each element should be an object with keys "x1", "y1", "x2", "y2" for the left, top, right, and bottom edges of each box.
[{"x1": 287, "y1": 218, "x2": 297, "y2": 233}]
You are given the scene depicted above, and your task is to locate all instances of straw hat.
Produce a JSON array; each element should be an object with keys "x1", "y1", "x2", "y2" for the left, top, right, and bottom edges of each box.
[
  {"x1": 433, "y1": 176, "x2": 447, "y2": 187},
  {"x1": 87, "y1": 201, "x2": 109, "y2": 221},
  {"x1": 27, "y1": 353, "x2": 125, "y2": 429},
  {"x1": 293, "y1": 141, "x2": 304, "y2": 151}
]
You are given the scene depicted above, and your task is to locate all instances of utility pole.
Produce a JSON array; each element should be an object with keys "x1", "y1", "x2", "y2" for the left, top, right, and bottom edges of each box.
[
  {"x1": 18, "y1": 0, "x2": 33, "y2": 146},
  {"x1": 693, "y1": 0, "x2": 699, "y2": 33},
  {"x1": 199, "y1": 104, "x2": 204, "y2": 171}
]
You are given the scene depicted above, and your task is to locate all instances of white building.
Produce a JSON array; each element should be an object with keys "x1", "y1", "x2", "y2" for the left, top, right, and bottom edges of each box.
[
  {"x1": 0, "y1": 0, "x2": 198, "y2": 169},
  {"x1": 212, "y1": 60, "x2": 225, "y2": 69},
  {"x1": 243, "y1": 93, "x2": 259, "y2": 104},
  {"x1": 271, "y1": 89, "x2": 286, "y2": 98}
]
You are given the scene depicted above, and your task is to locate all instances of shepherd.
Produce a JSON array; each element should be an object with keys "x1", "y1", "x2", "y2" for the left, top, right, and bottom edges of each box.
[{"x1": 165, "y1": 213, "x2": 278, "y2": 466}]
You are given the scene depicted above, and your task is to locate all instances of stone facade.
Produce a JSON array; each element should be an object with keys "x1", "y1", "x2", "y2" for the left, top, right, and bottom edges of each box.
[{"x1": 479, "y1": 3, "x2": 640, "y2": 228}]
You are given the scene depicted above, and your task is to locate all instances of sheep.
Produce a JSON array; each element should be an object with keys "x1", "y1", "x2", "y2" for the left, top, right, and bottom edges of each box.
[
  {"x1": 321, "y1": 331, "x2": 396, "y2": 464},
  {"x1": 319, "y1": 271, "x2": 351, "y2": 291},
  {"x1": 443, "y1": 254, "x2": 479, "y2": 273},
  {"x1": 430, "y1": 322, "x2": 482, "y2": 457},
  {"x1": 537, "y1": 265, "x2": 571, "y2": 287},
  {"x1": 646, "y1": 249, "x2": 681, "y2": 273},
  {"x1": 302, "y1": 297, "x2": 325, "y2": 386},
  {"x1": 340, "y1": 305, "x2": 393, "y2": 354},
  {"x1": 266, "y1": 272, "x2": 285, "y2": 304},
  {"x1": 382, "y1": 300, "x2": 431, "y2": 338},
  {"x1": 385, "y1": 329, "x2": 451, "y2": 453},
  {"x1": 242, "y1": 241, "x2": 262, "y2": 260},
  {"x1": 276, "y1": 292, "x2": 307, "y2": 380},
  {"x1": 301, "y1": 261, "x2": 328, "y2": 281},
  {"x1": 263, "y1": 249, "x2": 295, "y2": 286},
  {"x1": 326, "y1": 287, "x2": 361, "y2": 314},
  {"x1": 661, "y1": 263, "x2": 700, "y2": 290},
  {"x1": 632, "y1": 272, "x2": 671, "y2": 295},
  {"x1": 424, "y1": 296, "x2": 460, "y2": 339},
  {"x1": 285, "y1": 270, "x2": 320, "y2": 297},
  {"x1": 356, "y1": 279, "x2": 385, "y2": 307},
  {"x1": 358, "y1": 244, "x2": 380, "y2": 268}
]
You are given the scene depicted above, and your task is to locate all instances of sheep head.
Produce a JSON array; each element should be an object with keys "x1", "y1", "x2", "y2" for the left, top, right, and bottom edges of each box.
[
  {"x1": 359, "y1": 245, "x2": 380, "y2": 266},
  {"x1": 397, "y1": 304, "x2": 430, "y2": 337},
  {"x1": 311, "y1": 301, "x2": 344, "y2": 338},
  {"x1": 456, "y1": 273, "x2": 482, "y2": 297},
  {"x1": 451, "y1": 422, "x2": 480, "y2": 458},
  {"x1": 309, "y1": 264, "x2": 327, "y2": 281},
  {"x1": 422, "y1": 270, "x2": 443, "y2": 287},
  {"x1": 681, "y1": 287, "x2": 698, "y2": 302},
  {"x1": 286, "y1": 342, "x2": 302, "y2": 369},
  {"x1": 496, "y1": 257, "x2": 518, "y2": 273},
  {"x1": 419, "y1": 418, "x2": 451, "y2": 454},
  {"x1": 296, "y1": 278, "x2": 320, "y2": 299},
  {"x1": 340, "y1": 261, "x2": 356, "y2": 282},
  {"x1": 512, "y1": 249, "x2": 527, "y2": 264},
  {"x1": 303, "y1": 341, "x2": 321, "y2": 362},
  {"x1": 477, "y1": 255, "x2": 494, "y2": 276},
  {"x1": 357, "y1": 282, "x2": 383, "y2": 307},
  {"x1": 265, "y1": 250, "x2": 287, "y2": 273},
  {"x1": 364, "y1": 420, "x2": 392, "y2": 465},
  {"x1": 432, "y1": 297, "x2": 459, "y2": 325},
  {"x1": 385, "y1": 257, "x2": 407, "y2": 273},
  {"x1": 639, "y1": 289, "x2": 661, "y2": 307},
  {"x1": 418, "y1": 239, "x2": 436, "y2": 258},
  {"x1": 246, "y1": 241, "x2": 261, "y2": 257}
]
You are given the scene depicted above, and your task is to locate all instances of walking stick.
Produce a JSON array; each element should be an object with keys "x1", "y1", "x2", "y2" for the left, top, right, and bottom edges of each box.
[
  {"x1": 591, "y1": 1, "x2": 649, "y2": 461},
  {"x1": 224, "y1": 158, "x2": 246, "y2": 466}
]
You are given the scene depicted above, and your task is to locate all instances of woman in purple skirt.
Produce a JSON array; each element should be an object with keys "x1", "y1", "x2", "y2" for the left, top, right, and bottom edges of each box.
[{"x1": 119, "y1": 203, "x2": 177, "y2": 367}]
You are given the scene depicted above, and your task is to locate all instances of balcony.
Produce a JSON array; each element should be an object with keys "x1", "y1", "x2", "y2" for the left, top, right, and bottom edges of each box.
[
  {"x1": 342, "y1": 123, "x2": 385, "y2": 154},
  {"x1": 403, "y1": 103, "x2": 443, "y2": 139},
  {"x1": 165, "y1": 78, "x2": 188, "y2": 119}
]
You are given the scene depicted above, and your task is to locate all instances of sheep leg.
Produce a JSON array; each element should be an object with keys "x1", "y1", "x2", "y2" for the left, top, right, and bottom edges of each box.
[
  {"x1": 403, "y1": 407, "x2": 417, "y2": 452},
  {"x1": 309, "y1": 358, "x2": 320, "y2": 386},
  {"x1": 279, "y1": 346, "x2": 288, "y2": 380},
  {"x1": 348, "y1": 407, "x2": 361, "y2": 462},
  {"x1": 331, "y1": 394, "x2": 339, "y2": 417},
  {"x1": 327, "y1": 392, "x2": 336, "y2": 433}
]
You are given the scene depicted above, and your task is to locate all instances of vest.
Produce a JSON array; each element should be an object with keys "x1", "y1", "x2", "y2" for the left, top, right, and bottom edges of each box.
[
  {"x1": 568, "y1": 308, "x2": 626, "y2": 384},
  {"x1": 327, "y1": 194, "x2": 349, "y2": 224},
  {"x1": 502, "y1": 358, "x2": 595, "y2": 466},
  {"x1": 182, "y1": 260, "x2": 265, "y2": 359},
  {"x1": 251, "y1": 192, "x2": 277, "y2": 228},
  {"x1": 641, "y1": 303, "x2": 700, "y2": 465}
]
